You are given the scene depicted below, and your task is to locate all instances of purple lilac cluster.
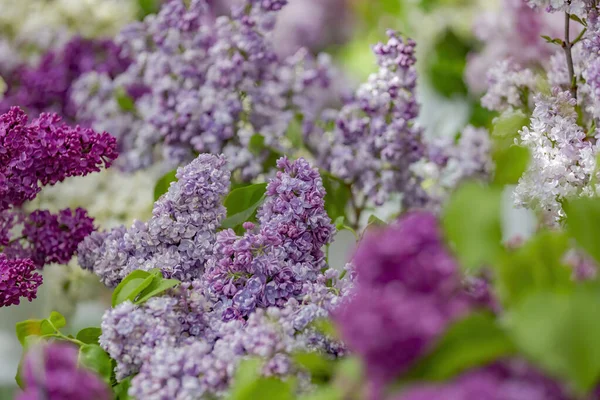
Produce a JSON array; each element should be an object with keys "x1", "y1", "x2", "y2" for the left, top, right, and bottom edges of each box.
[
  {"x1": 78, "y1": 154, "x2": 230, "y2": 286},
  {"x1": 0, "y1": 107, "x2": 118, "y2": 211},
  {"x1": 70, "y1": 0, "x2": 334, "y2": 175},
  {"x1": 0, "y1": 37, "x2": 129, "y2": 118},
  {"x1": 17, "y1": 342, "x2": 111, "y2": 400},
  {"x1": 525, "y1": 0, "x2": 591, "y2": 15},
  {"x1": 334, "y1": 212, "x2": 472, "y2": 399},
  {"x1": 0, "y1": 255, "x2": 42, "y2": 307},
  {"x1": 205, "y1": 157, "x2": 334, "y2": 320},
  {"x1": 396, "y1": 360, "x2": 568, "y2": 400},
  {"x1": 318, "y1": 30, "x2": 426, "y2": 207},
  {"x1": 100, "y1": 287, "x2": 208, "y2": 380}
]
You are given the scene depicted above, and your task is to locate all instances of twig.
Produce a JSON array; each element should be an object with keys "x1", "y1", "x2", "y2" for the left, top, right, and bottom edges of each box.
[{"x1": 563, "y1": 10, "x2": 578, "y2": 99}]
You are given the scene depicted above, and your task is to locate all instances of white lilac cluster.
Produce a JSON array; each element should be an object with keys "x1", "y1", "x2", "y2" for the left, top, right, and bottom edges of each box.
[
  {"x1": 0, "y1": 0, "x2": 137, "y2": 73},
  {"x1": 466, "y1": 0, "x2": 562, "y2": 94},
  {"x1": 318, "y1": 30, "x2": 427, "y2": 208},
  {"x1": 70, "y1": 0, "x2": 334, "y2": 176},
  {"x1": 515, "y1": 89, "x2": 598, "y2": 224},
  {"x1": 525, "y1": 0, "x2": 591, "y2": 15},
  {"x1": 78, "y1": 154, "x2": 230, "y2": 286},
  {"x1": 91, "y1": 154, "x2": 349, "y2": 398},
  {"x1": 413, "y1": 125, "x2": 494, "y2": 209}
]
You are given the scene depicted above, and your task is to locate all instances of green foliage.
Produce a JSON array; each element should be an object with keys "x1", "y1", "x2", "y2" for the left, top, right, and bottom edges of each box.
[
  {"x1": 153, "y1": 169, "x2": 178, "y2": 201},
  {"x1": 228, "y1": 358, "x2": 295, "y2": 400},
  {"x1": 79, "y1": 344, "x2": 113, "y2": 383},
  {"x1": 76, "y1": 327, "x2": 102, "y2": 345},
  {"x1": 507, "y1": 288, "x2": 600, "y2": 392},
  {"x1": 404, "y1": 312, "x2": 516, "y2": 381},
  {"x1": 494, "y1": 231, "x2": 574, "y2": 308},
  {"x1": 112, "y1": 269, "x2": 180, "y2": 307},
  {"x1": 137, "y1": 0, "x2": 161, "y2": 19},
  {"x1": 442, "y1": 182, "x2": 503, "y2": 270},
  {"x1": 468, "y1": 102, "x2": 498, "y2": 130},
  {"x1": 491, "y1": 109, "x2": 530, "y2": 150},
  {"x1": 334, "y1": 216, "x2": 357, "y2": 238},
  {"x1": 114, "y1": 87, "x2": 137, "y2": 113},
  {"x1": 221, "y1": 182, "x2": 268, "y2": 233},
  {"x1": 293, "y1": 352, "x2": 336, "y2": 384},
  {"x1": 16, "y1": 311, "x2": 67, "y2": 346},
  {"x1": 492, "y1": 145, "x2": 530, "y2": 185},
  {"x1": 426, "y1": 30, "x2": 472, "y2": 98},
  {"x1": 564, "y1": 197, "x2": 600, "y2": 264},
  {"x1": 113, "y1": 377, "x2": 132, "y2": 400},
  {"x1": 321, "y1": 172, "x2": 351, "y2": 223}
]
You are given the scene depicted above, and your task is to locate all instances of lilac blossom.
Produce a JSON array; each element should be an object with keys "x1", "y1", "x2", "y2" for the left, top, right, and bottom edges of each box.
[
  {"x1": 17, "y1": 342, "x2": 111, "y2": 400},
  {"x1": 317, "y1": 30, "x2": 426, "y2": 208},
  {"x1": 205, "y1": 157, "x2": 335, "y2": 320},
  {"x1": 334, "y1": 212, "x2": 472, "y2": 399},
  {"x1": 0, "y1": 107, "x2": 118, "y2": 211},
  {"x1": 396, "y1": 360, "x2": 569, "y2": 400},
  {"x1": 71, "y1": 0, "x2": 334, "y2": 175},
  {"x1": 0, "y1": 255, "x2": 42, "y2": 307},
  {"x1": 481, "y1": 60, "x2": 537, "y2": 112},
  {"x1": 78, "y1": 154, "x2": 230, "y2": 286},
  {"x1": 0, "y1": 37, "x2": 130, "y2": 118}
]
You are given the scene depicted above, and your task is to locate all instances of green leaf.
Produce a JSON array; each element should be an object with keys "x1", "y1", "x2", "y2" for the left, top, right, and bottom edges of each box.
[
  {"x1": 135, "y1": 278, "x2": 180, "y2": 305},
  {"x1": 468, "y1": 102, "x2": 498, "y2": 130},
  {"x1": 114, "y1": 87, "x2": 137, "y2": 113},
  {"x1": 507, "y1": 288, "x2": 600, "y2": 392},
  {"x1": 153, "y1": 169, "x2": 178, "y2": 201},
  {"x1": 114, "y1": 377, "x2": 132, "y2": 400},
  {"x1": 286, "y1": 115, "x2": 304, "y2": 149},
  {"x1": 221, "y1": 183, "x2": 268, "y2": 232},
  {"x1": 367, "y1": 214, "x2": 386, "y2": 227},
  {"x1": 426, "y1": 30, "x2": 472, "y2": 98},
  {"x1": 564, "y1": 197, "x2": 600, "y2": 264},
  {"x1": 111, "y1": 270, "x2": 154, "y2": 307},
  {"x1": 293, "y1": 352, "x2": 335, "y2": 384},
  {"x1": 491, "y1": 110, "x2": 529, "y2": 150},
  {"x1": 334, "y1": 216, "x2": 357, "y2": 238},
  {"x1": 494, "y1": 231, "x2": 574, "y2": 308},
  {"x1": 310, "y1": 318, "x2": 338, "y2": 339},
  {"x1": 442, "y1": 182, "x2": 503, "y2": 270},
  {"x1": 492, "y1": 145, "x2": 530, "y2": 185},
  {"x1": 404, "y1": 312, "x2": 516, "y2": 381},
  {"x1": 78, "y1": 344, "x2": 113, "y2": 383},
  {"x1": 16, "y1": 320, "x2": 44, "y2": 346},
  {"x1": 321, "y1": 173, "x2": 351, "y2": 223},
  {"x1": 137, "y1": 0, "x2": 160, "y2": 19},
  {"x1": 15, "y1": 354, "x2": 25, "y2": 388},
  {"x1": 76, "y1": 327, "x2": 102, "y2": 345},
  {"x1": 47, "y1": 311, "x2": 66, "y2": 330},
  {"x1": 248, "y1": 134, "x2": 267, "y2": 156}
]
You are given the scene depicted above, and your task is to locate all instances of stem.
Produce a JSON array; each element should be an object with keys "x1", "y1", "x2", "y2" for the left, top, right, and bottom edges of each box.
[{"x1": 563, "y1": 9, "x2": 578, "y2": 99}]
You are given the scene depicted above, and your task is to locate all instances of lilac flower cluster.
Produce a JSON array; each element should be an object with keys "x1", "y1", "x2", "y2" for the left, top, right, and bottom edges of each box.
[
  {"x1": 0, "y1": 107, "x2": 118, "y2": 211},
  {"x1": 525, "y1": 0, "x2": 591, "y2": 16},
  {"x1": 334, "y1": 212, "x2": 472, "y2": 399},
  {"x1": 71, "y1": 0, "x2": 334, "y2": 175},
  {"x1": 480, "y1": 60, "x2": 537, "y2": 112},
  {"x1": 0, "y1": 36, "x2": 130, "y2": 118},
  {"x1": 318, "y1": 30, "x2": 426, "y2": 207},
  {"x1": 17, "y1": 342, "x2": 111, "y2": 400},
  {"x1": 397, "y1": 360, "x2": 568, "y2": 400},
  {"x1": 466, "y1": 0, "x2": 563, "y2": 94},
  {"x1": 78, "y1": 154, "x2": 230, "y2": 286},
  {"x1": 206, "y1": 157, "x2": 334, "y2": 320},
  {"x1": 0, "y1": 255, "x2": 42, "y2": 307},
  {"x1": 514, "y1": 89, "x2": 597, "y2": 224},
  {"x1": 92, "y1": 154, "x2": 348, "y2": 396},
  {"x1": 100, "y1": 288, "x2": 208, "y2": 380}
]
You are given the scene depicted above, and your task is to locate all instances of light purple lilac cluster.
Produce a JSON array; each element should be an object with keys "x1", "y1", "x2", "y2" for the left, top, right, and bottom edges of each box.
[
  {"x1": 93, "y1": 154, "x2": 348, "y2": 397},
  {"x1": 317, "y1": 30, "x2": 426, "y2": 207},
  {"x1": 0, "y1": 255, "x2": 42, "y2": 307},
  {"x1": 0, "y1": 36, "x2": 130, "y2": 118},
  {"x1": 334, "y1": 212, "x2": 473, "y2": 399},
  {"x1": 205, "y1": 157, "x2": 334, "y2": 320},
  {"x1": 17, "y1": 342, "x2": 111, "y2": 400},
  {"x1": 525, "y1": 0, "x2": 592, "y2": 15},
  {"x1": 396, "y1": 360, "x2": 568, "y2": 400},
  {"x1": 78, "y1": 154, "x2": 230, "y2": 286},
  {"x1": 466, "y1": 0, "x2": 563, "y2": 94},
  {"x1": 71, "y1": 0, "x2": 334, "y2": 175}
]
